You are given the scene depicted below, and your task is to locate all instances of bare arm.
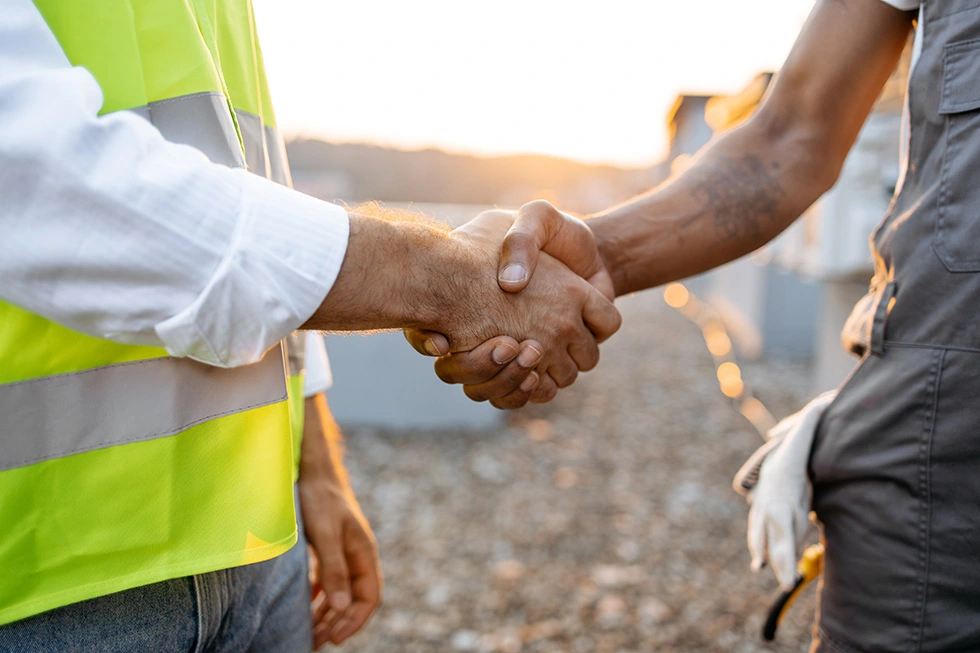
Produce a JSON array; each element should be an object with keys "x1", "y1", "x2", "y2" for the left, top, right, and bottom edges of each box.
[
  {"x1": 423, "y1": 0, "x2": 914, "y2": 405},
  {"x1": 591, "y1": 0, "x2": 913, "y2": 294},
  {"x1": 299, "y1": 393, "x2": 380, "y2": 647}
]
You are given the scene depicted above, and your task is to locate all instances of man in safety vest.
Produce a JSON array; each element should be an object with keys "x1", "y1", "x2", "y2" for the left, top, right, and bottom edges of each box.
[
  {"x1": 421, "y1": 1, "x2": 980, "y2": 651},
  {"x1": 0, "y1": 1, "x2": 621, "y2": 651}
]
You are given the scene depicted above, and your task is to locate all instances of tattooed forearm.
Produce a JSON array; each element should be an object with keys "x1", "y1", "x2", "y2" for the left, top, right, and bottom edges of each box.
[{"x1": 683, "y1": 154, "x2": 785, "y2": 245}]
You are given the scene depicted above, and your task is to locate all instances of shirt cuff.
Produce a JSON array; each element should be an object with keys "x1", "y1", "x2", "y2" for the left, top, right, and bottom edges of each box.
[
  {"x1": 156, "y1": 171, "x2": 350, "y2": 367},
  {"x1": 303, "y1": 331, "x2": 333, "y2": 397}
]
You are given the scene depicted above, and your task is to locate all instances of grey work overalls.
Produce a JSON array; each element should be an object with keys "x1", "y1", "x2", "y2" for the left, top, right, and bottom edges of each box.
[{"x1": 809, "y1": 2, "x2": 980, "y2": 651}]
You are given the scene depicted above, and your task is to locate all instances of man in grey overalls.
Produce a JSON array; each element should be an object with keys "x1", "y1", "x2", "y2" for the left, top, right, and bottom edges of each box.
[
  {"x1": 810, "y1": 1, "x2": 980, "y2": 650},
  {"x1": 408, "y1": 0, "x2": 977, "y2": 649}
]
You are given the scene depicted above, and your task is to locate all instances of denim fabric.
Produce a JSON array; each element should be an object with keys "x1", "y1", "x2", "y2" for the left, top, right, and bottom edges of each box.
[{"x1": 0, "y1": 516, "x2": 311, "y2": 653}]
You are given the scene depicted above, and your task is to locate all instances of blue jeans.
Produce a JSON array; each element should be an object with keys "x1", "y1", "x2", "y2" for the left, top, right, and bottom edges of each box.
[{"x1": 0, "y1": 524, "x2": 312, "y2": 653}]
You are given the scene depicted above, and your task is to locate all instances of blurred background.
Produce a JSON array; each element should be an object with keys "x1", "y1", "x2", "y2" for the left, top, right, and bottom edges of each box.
[{"x1": 250, "y1": 2, "x2": 911, "y2": 650}]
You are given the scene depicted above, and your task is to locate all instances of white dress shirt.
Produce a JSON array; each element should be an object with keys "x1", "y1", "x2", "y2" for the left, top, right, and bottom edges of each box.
[
  {"x1": 0, "y1": 0, "x2": 350, "y2": 369},
  {"x1": 304, "y1": 332, "x2": 333, "y2": 397}
]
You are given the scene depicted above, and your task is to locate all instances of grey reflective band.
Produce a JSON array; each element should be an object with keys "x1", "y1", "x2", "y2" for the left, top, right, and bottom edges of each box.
[
  {"x1": 235, "y1": 109, "x2": 292, "y2": 186},
  {"x1": 0, "y1": 347, "x2": 288, "y2": 472},
  {"x1": 264, "y1": 124, "x2": 293, "y2": 187},
  {"x1": 284, "y1": 332, "x2": 306, "y2": 378},
  {"x1": 127, "y1": 93, "x2": 290, "y2": 183},
  {"x1": 129, "y1": 92, "x2": 246, "y2": 169},
  {"x1": 235, "y1": 109, "x2": 271, "y2": 179}
]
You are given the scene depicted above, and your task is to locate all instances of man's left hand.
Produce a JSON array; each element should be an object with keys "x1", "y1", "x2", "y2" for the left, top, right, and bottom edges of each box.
[{"x1": 299, "y1": 394, "x2": 382, "y2": 648}]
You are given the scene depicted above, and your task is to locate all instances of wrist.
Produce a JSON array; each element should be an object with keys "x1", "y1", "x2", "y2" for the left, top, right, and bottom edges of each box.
[
  {"x1": 299, "y1": 394, "x2": 351, "y2": 493},
  {"x1": 587, "y1": 214, "x2": 630, "y2": 297}
]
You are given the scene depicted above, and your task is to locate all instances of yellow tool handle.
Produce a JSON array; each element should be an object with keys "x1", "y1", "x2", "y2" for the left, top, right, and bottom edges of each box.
[{"x1": 762, "y1": 543, "x2": 824, "y2": 641}]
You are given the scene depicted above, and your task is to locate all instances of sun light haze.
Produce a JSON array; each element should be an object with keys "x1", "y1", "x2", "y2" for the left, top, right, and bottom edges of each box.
[{"x1": 252, "y1": 1, "x2": 816, "y2": 168}]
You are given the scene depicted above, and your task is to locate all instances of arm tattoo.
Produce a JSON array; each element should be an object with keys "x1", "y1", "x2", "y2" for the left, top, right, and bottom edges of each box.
[{"x1": 683, "y1": 154, "x2": 785, "y2": 245}]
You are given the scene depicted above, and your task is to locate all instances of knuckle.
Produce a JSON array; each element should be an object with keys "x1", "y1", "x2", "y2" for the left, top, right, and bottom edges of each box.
[
  {"x1": 504, "y1": 230, "x2": 534, "y2": 252},
  {"x1": 524, "y1": 199, "x2": 557, "y2": 218},
  {"x1": 556, "y1": 369, "x2": 577, "y2": 388},
  {"x1": 578, "y1": 352, "x2": 599, "y2": 373},
  {"x1": 489, "y1": 397, "x2": 512, "y2": 410},
  {"x1": 559, "y1": 319, "x2": 579, "y2": 339},
  {"x1": 531, "y1": 384, "x2": 558, "y2": 404},
  {"x1": 500, "y1": 363, "x2": 534, "y2": 388},
  {"x1": 463, "y1": 385, "x2": 490, "y2": 402},
  {"x1": 434, "y1": 363, "x2": 455, "y2": 384},
  {"x1": 612, "y1": 310, "x2": 623, "y2": 332},
  {"x1": 491, "y1": 391, "x2": 530, "y2": 410}
]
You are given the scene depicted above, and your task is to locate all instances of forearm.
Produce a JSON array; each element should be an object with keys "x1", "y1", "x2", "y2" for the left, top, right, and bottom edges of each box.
[
  {"x1": 588, "y1": 0, "x2": 912, "y2": 297},
  {"x1": 302, "y1": 209, "x2": 468, "y2": 333},
  {"x1": 299, "y1": 393, "x2": 350, "y2": 493},
  {"x1": 590, "y1": 118, "x2": 836, "y2": 296}
]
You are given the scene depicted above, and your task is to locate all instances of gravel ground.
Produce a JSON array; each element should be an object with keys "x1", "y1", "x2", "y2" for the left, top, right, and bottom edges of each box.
[{"x1": 333, "y1": 289, "x2": 820, "y2": 653}]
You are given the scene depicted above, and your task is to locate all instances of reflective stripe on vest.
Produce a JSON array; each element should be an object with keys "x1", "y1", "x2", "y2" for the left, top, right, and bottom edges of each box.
[
  {"x1": 0, "y1": 0, "x2": 302, "y2": 625},
  {"x1": 0, "y1": 347, "x2": 287, "y2": 472}
]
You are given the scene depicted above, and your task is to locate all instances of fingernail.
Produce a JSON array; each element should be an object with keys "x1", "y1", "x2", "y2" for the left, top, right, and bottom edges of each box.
[
  {"x1": 492, "y1": 342, "x2": 519, "y2": 365},
  {"x1": 330, "y1": 591, "x2": 351, "y2": 611},
  {"x1": 517, "y1": 344, "x2": 543, "y2": 368},
  {"x1": 423, "y1": 339, "x2": 440, "y2": 356},
  {"x1": 520, "y1": 371, "x2": 540, "y2": 394},
  {"x1": 498, "y1": 264, "x2": 527, "y2": 285}
]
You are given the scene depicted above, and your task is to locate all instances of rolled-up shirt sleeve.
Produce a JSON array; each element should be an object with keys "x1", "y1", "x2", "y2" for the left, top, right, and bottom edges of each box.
[{"x1": 0, "y1": 0, "x2": 349, "y2": 368}]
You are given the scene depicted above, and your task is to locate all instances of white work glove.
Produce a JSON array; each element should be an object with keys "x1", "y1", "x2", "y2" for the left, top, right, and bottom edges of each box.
[{"x1": 733, "y1": 390, "x2": 837, "y2": 590}]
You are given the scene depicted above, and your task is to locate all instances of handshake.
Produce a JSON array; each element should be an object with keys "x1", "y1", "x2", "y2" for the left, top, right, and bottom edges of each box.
[{"x1": 400, "y1": 200, "x2": 622, "y2": 408}]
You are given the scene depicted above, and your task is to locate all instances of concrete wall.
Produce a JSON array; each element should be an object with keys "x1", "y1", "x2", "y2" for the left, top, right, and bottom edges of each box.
[{"x1": 323, "y1": 331, "x2": 502, "y2": 430}]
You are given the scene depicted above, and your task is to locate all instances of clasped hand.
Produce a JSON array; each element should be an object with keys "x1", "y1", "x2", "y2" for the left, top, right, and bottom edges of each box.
[{"x1": 405, "y1": 201, "x2": 618, "y2": 408}]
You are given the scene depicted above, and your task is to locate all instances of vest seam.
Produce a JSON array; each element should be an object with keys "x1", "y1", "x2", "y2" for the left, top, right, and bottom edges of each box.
[
  {"x1": 3, "y1": 391, "x2": 287, "y2": 470},
  {"x1": 0, "y1": 356, "x2": 173, "y2": 388},
  {"x1": 147, "y1": 90, "x2": 227, "y2": 109}
]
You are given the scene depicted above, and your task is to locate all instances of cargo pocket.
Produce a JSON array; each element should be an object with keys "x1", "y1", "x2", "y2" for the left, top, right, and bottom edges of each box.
[
  {"x1": 934, "y1": 38, "x2": 980, "y2": 272},
  {"x1": 808, "y1": 346, "x2": 942, "y2": 652}
]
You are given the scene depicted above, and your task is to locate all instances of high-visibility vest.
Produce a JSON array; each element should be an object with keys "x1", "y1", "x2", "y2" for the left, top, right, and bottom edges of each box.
[{"x1": 0, "y1": 0, "x2": 308, "y2": 625}]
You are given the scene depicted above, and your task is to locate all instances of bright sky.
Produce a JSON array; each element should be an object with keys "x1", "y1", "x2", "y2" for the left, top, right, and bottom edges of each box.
[{"x1": 252, "y1": 1, "x2": 816, "y2": 168}]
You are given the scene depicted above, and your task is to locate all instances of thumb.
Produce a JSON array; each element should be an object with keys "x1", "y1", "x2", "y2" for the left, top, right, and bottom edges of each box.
[
  {"x1": 500, "y1": 199, "x2": 604, "y2": 293},
  {"x1": 498, "y1": 201, "x2": 553, "y2": 293},
  {"x1": 403, "y1": 329, "x2": 450, "y2": 357}
]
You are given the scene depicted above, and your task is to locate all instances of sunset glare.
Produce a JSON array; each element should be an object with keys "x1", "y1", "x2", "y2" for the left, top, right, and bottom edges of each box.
[{"x1": 252, "y1": 1, "x2": 816, "y2": 167}]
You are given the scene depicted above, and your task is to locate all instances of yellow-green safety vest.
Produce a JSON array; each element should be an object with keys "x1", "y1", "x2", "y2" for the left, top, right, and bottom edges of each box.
[{"x1": 0, "y1": 0, "x2": 308, "y2": 625}]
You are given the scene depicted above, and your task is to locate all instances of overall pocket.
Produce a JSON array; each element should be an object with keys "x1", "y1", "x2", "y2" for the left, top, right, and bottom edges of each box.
[
  {"x1": 935, "y1": 38, "x2": 980, "y2": 272},
  {"x1": 808, "y1": 346, "x2": 943, "y2": 652}
]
